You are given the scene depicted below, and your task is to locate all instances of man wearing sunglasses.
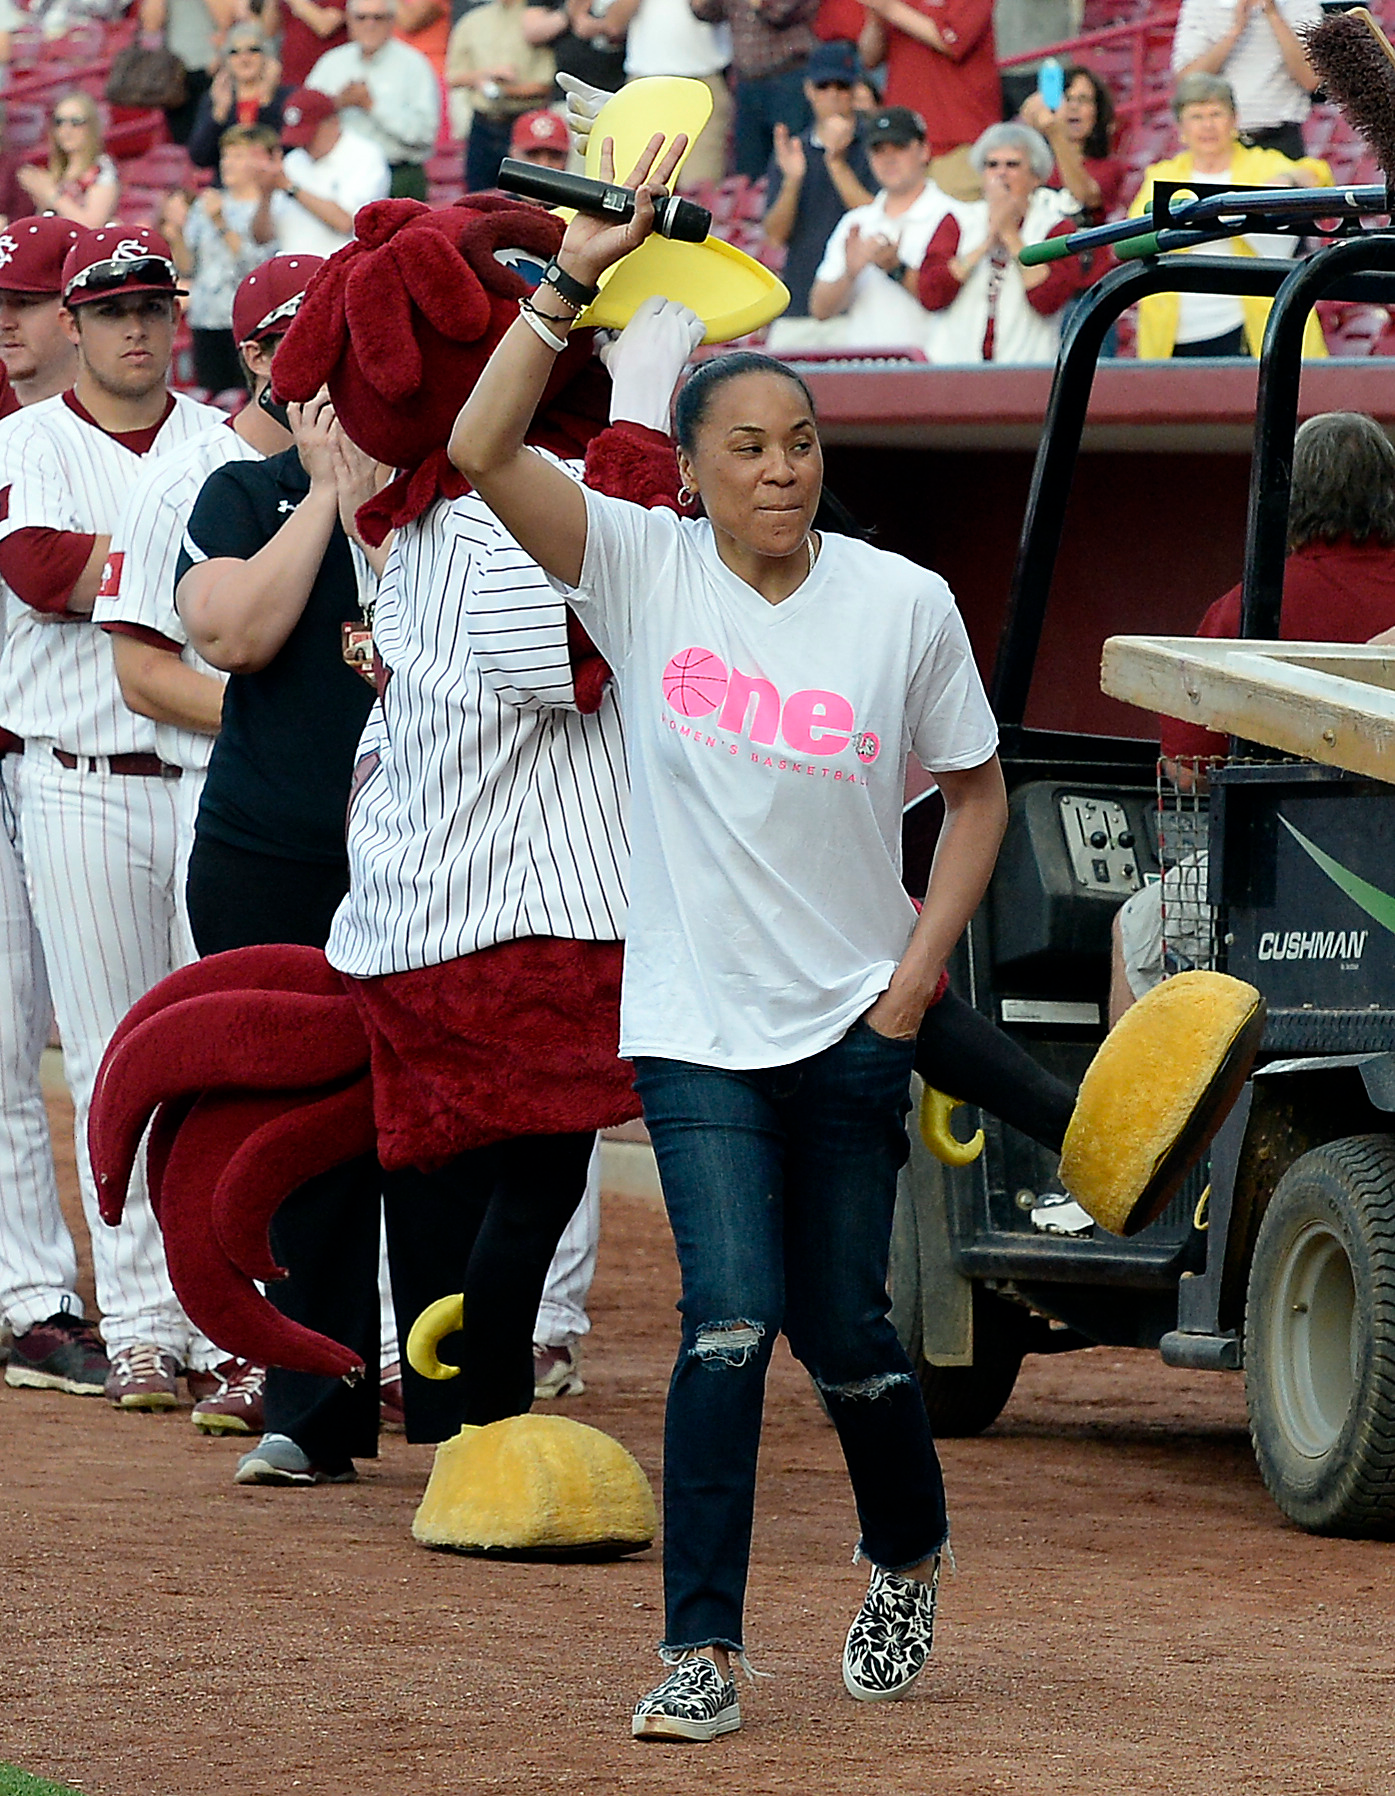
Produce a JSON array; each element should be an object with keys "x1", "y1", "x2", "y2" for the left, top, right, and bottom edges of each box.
[
  {"x1": 305, "y1": 0, "x2": 441, "y2": 200},
  {"x1": 0, "y1": 224, "x2": 227, "y2": 1411}
]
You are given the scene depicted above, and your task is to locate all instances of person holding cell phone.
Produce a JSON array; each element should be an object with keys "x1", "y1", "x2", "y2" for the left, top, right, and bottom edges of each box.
[
  {"x1": 449, "y1": 130, "x2": 1007, "y2": 1742},
  {"x1": 1020, "y1": 62, "x2": 1124, "y2": 224}
]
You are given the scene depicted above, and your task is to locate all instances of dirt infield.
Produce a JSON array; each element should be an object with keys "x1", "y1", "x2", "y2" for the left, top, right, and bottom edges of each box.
[{"x1": 3, "y1": 1089, "x2": 1393, "y2": 1796}]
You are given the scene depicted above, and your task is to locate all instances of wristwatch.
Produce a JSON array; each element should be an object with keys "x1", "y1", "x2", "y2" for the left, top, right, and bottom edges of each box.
[{"x1": 888, "y1": 259, "x2": 910, "y2": 284}]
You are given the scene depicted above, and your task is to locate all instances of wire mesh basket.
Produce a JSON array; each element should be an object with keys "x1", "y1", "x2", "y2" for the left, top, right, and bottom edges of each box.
[{"x1": 1154, "y1": 756, "x2": 1220, "y2": 977}]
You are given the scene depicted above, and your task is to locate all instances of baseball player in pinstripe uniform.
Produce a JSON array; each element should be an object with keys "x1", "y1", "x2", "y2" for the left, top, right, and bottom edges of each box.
[
  {"x1": 0, "y1": 225, "x2": 227, "y2": 1410},
  {"x1": 94, "y1": 257, "x2": 320, "y2": 970},
  {"x1": 89, "y1": 254, "x2": 321, "y2": 1431},
  {"x1": 0, "y1": 217, "x2": 110, "y2": 1399}
]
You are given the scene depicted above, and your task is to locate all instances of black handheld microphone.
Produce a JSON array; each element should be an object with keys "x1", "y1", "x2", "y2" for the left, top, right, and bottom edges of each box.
[{"x1": 496, "y1": 158, "x2": 711, "y2": 243}]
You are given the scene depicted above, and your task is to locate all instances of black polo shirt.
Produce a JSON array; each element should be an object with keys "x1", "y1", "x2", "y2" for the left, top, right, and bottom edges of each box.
[
  {"x1": 764, "y1": 126, "x2": 875, "y2": 317},
  {"x1": 177, "y1": 445, "x2": 376, "y2": 865}
]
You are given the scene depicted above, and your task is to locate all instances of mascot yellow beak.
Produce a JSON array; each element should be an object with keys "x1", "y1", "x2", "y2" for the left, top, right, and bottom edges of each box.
[
  {"x1": 571, "y1": 76, "x2": 790, "y2": 345},
  {"x1": 407, "y1": 1291, "x2": 464, "y2": 1380},
  {"x1": 919, "y1": 1086, "x2": 985, "y2": 1168}
]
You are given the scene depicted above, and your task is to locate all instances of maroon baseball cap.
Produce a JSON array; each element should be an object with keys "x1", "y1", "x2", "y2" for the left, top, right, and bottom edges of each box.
[
  {"x1": 510, "y1": 109, "x2": 569, "y2": 157},
  {"x1": 62, "y1": 225, "x2": 183, "y2": 307},
  {"x1": 281, "y1": 87, "x2": 338, "y2": 149},
  {"x1": 0, "y1": 217, "x2": 84, "y2": 296},
  {"x1": 232, "y1": 253, "x2": 324, "y2": 346}
]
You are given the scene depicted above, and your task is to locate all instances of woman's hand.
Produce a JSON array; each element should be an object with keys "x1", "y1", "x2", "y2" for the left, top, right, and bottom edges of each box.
[
  {"x1": 1019, "y1": 91, "x2": 1058, "y2": 135},
  {"x1": 862, "y1": 989, "x2": 930, "y2": 1041},
  {"x1": 556, "y1": 131, "x2": 688, "y2": 287},
  {"x1": 211, "y1": 66, "x2": 234, "y2": 117},
  {"x1": 17, "y1": 166, "x2": 55, "y2": 204}
]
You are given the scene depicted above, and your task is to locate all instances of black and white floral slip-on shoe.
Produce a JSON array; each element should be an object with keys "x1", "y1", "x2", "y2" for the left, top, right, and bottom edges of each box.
[
  {"x1": 842, "y1": 1559, "x2": 940, "y2": 1702},
  {"x1": 631, "y1": 1654, "x2": 742, "y2": 1742}
]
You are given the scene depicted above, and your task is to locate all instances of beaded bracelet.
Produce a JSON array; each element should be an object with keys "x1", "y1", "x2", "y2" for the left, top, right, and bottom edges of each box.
[{"x1": 518, "y1": 296, "x2": 571, "y2": 353}]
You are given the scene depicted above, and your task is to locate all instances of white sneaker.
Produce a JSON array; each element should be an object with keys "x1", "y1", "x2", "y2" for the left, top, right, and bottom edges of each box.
[
  {"x1": 1029, "y1": 1192, "x2": 1095, "y2": 1236},
  {"x1": 533, "y1": 1340, "x2": 584, "y2": 1399},
  {"x1": 632, "y1": 1655, "x2": 741, "y2": 1742}
]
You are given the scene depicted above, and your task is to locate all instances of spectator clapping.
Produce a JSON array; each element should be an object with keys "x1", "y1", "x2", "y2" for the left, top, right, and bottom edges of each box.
[{"x1": 17, "y1": 92, "x2": 119, "y2": 228}]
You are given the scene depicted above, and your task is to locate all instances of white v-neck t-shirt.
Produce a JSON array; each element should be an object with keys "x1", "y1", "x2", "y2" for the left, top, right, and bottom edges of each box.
[{"x1": 565, "y1": 491, "x2": 999, "y2": 1070}]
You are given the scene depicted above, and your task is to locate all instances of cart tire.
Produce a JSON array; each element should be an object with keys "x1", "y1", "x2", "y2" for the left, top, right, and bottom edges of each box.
[
  {"x1": 1245, "y1": 1133, "x2": 1395, "y2": 1536},
  {"x1": 916, "y1": 1287, "x2": 1026, "y2": 1438}
]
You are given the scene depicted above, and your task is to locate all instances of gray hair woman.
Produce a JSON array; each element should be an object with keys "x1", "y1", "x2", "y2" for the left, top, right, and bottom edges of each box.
[
  {"x1": 1171, "y1": 70, "x2": 1238, "y2": 120},
  {"x1": 916, "y1": 119, "x2": 1087, "y2": 364},
  {"x1": 1127, "y1": 74, "x2": 1330, "y2": 358}
]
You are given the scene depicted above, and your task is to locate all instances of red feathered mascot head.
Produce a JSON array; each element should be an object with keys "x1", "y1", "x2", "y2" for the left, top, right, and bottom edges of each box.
[{"x1": 271, "y1": 195, "x2": 609, "y2": 533}]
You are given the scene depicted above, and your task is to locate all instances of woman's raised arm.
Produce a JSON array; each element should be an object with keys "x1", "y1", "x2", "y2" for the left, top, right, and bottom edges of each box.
[{"x1": 447, "y1": 132, "x2": 686, "y2": 587}]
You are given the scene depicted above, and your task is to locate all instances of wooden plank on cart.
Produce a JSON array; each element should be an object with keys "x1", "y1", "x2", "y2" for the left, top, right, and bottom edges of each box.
[{"x1": 1100, "y1": 637, "x2": 1395, "y2": 785}]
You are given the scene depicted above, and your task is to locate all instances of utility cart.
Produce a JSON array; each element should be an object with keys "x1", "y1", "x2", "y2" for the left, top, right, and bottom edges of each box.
[{"x1": 890, "y1": 224, "x2": 1395, "y2": 1535}]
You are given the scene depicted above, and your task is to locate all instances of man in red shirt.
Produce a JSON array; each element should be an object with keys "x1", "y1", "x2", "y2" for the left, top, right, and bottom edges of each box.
[
  {"x1": 858, "y1": 0, "x2": 997, "y2": 200},
  {"x1": 1111, "y1": 410, "x2": 1395, "y2": 1022}
]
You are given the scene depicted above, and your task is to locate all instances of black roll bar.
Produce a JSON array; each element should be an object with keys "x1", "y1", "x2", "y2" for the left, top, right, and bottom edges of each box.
[{"x1": 989, "y1": 240, "x2": 1395, "y2": 736}]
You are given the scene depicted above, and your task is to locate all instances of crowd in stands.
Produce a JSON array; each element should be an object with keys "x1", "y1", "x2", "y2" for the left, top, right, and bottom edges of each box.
[{"x1": 0, "y1": 0, "x2": 1372, "y2": 373}]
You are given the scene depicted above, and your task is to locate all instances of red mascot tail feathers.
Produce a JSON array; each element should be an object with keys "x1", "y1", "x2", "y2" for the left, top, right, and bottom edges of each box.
[{"x1": 89, "y1": 945, "x2": 374, "y2": 1380}]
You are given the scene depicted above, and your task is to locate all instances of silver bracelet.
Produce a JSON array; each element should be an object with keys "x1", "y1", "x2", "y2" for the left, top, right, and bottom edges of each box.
[{"x1": 518, "y1": 299, "x2": 569, "y2": 354}]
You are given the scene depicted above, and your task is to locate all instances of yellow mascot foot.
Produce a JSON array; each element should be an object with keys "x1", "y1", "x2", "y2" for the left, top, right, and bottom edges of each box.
[
  {"x1": 1059, "y1": 969, "x2": 1266, "y2": 1237},
  {"x1": 412, "y1": 1413, "x2": 657, "y2": 1560}
]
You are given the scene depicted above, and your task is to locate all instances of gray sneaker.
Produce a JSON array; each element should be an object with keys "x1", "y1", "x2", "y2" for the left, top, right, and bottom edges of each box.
[
  {"x1": 632, "y1": 1655, "x2": 741, "y2": 1743},
  {"x1": 5, "y1": 1311, "x2": 109, "y2": 1396},
  {"x1": 234, "y1": 1433, "x2": 358, "y2": 1486},
  {"x1": 842, "y1": 1560, "x2": 940, "y2": 1702}
]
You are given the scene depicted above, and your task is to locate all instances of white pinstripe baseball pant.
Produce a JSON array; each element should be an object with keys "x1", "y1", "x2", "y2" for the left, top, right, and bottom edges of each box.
[
  {"x1": 534, "y1": 1141, "x2": 601, "y2": 1348},
  {"x1": 0, "y1": 754, "x2": 73, "y2": 1334},
  {"x1": 16, "y1": 748, "x2": 220, "y2": 1366}
]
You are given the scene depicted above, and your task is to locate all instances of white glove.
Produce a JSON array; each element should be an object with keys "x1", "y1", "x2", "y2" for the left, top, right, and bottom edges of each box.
[
  {"x1": 556, "y1": 72, "x2": 609, "y2": 160},
  {"x1": 601, "y1": 294, "x2": 706, "y2": 433}
]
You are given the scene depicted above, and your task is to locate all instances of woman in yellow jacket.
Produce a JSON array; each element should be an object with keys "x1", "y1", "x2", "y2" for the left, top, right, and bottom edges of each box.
[{"x1": 1129, "y1": 71, "x2": 1331, "y2": 359}]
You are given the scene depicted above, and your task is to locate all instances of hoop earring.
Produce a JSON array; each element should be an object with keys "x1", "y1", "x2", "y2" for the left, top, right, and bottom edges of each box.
[{"x1": 678, "y1": 483, "x2": 698, "y2": 506}]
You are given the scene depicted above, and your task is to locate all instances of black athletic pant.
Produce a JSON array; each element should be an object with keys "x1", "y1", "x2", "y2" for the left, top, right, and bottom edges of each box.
[
  {"x1": 186, "y1": 833, "x2": 597, "y2": 1461},
  {"x1": 913, "y1": 987, "x2": 1077, "y2": 1154},
  {"x1": 187, "y1": 833, "x2": 383, "y2": 1467},
  {"x1": 383, "y1": 1132, "x2": 597, "y2": 1445}
]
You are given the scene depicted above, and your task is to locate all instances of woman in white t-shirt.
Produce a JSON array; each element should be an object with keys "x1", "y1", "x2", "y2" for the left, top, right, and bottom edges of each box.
[{"x1": 449, "y1": 144, "x2": 1007, "y2": 1744}]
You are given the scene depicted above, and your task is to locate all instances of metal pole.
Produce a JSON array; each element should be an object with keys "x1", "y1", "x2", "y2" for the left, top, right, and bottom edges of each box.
[
  {"x1": 1240, "y1": 233, "x2": 1395, "y2": 640},
  {"x1": 989, "y1": 255, "x2": 1293, "y2": 730}
]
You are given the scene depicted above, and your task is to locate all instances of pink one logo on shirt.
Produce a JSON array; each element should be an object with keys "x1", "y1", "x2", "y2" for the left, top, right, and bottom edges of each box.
[{"x1": 660, "y1": 646, "x2": 877, "y2": 761}]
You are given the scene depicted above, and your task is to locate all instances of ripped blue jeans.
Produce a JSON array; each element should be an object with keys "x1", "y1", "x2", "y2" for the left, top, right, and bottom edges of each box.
[{"x1": 634, "y1": 1020, "x2": 950, "y2": 1658}]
